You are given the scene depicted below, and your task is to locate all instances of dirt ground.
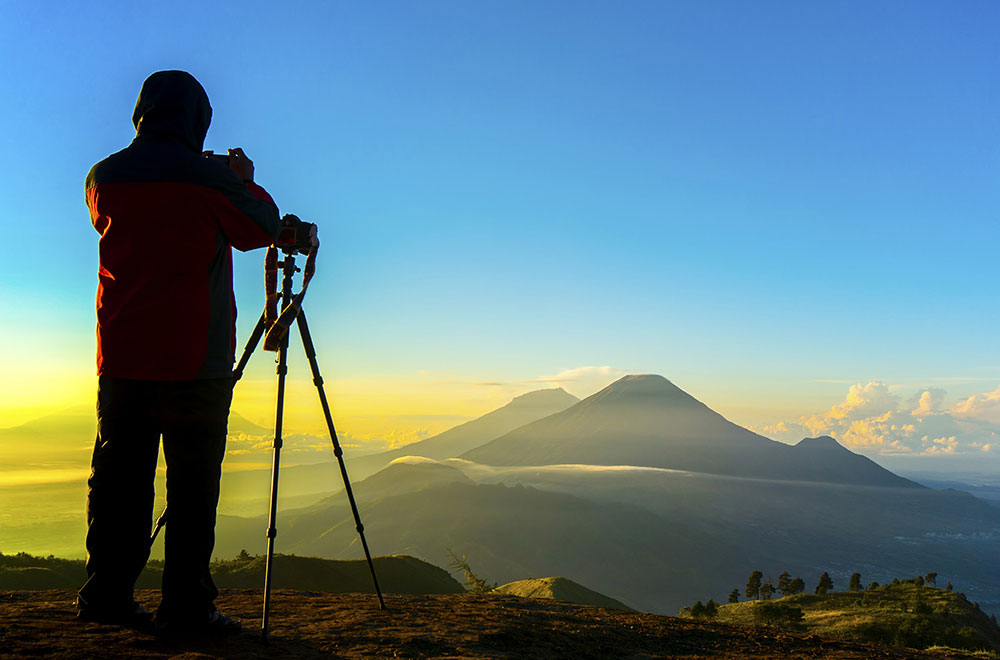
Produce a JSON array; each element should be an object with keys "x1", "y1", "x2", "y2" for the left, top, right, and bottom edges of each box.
[{"x1": 0, "y1": 589, "x2": 981, "y2": 659}]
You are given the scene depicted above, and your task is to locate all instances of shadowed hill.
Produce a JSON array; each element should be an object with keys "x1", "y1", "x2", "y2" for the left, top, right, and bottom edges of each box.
[
  {"x1": 303, "y1": 460, "x2": 475, "y2": 511},
  {"x1": 217, "y1": 458, "x2": 1000, "y2": 615},
  {"x1": 462, "y1": 375, "x2": 920, "y2": 488},
  {"x1": 0, "y1": 552, "x2": 462, "y2": 595},
  {"x1": 220, "y1": 479, "x2": 753, "y2": 614},
  {"x1": 495, "y1": 576, "x2": 632, "y2": 610}
]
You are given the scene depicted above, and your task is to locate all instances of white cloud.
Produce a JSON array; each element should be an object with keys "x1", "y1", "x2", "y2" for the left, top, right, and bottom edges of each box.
[
  {"x1": 910, "y1": 388, "x2": 946, "y2": 415},
  {"x1": 753, "y1": 381, "x2": 1000, "y2": 457},
  {"x1": 951, "y1": 387, "x2": 1000, "y2": 424}
]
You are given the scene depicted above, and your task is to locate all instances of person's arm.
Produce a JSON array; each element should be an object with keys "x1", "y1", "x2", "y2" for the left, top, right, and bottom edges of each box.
[{"x1": 205, "y1": 147, "x2": 281, "y2": 251}]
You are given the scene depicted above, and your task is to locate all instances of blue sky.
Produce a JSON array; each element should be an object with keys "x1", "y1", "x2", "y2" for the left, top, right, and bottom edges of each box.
[{"x1": 1, "y1": 1, "x2": 998, "y2": 463}]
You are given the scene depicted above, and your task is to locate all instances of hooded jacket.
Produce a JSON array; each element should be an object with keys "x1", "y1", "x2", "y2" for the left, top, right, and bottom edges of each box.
[{"x1": 87, "y1": 71, "x2": 281, "y2": 380}]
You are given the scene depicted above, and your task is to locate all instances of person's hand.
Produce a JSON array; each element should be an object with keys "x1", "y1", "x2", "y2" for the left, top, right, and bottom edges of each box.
[{"x1": 227, "y1": 147, "x2": 254, "y2": 182}]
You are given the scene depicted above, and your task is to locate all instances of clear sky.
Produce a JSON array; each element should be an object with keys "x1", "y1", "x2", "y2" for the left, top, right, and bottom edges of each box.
[{"x1": 1, "y1": 1, "x2": 998, "y2": 465}]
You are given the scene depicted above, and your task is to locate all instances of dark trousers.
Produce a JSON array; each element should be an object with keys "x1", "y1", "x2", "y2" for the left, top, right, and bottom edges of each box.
[{"x1": 78, "y1": 376, "x2": 233, "y2": 620}]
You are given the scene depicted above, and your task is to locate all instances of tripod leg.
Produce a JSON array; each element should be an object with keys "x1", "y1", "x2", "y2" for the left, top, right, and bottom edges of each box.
[
  {"x1": 233, "y1": 309, "x2": 268, "y2": 383},
  {"x1": 261, "y1": 318, "x2": 291, "y2": 642},
  {"x1": 297, "y1": 310, "x2": 386, "y2": 610}
]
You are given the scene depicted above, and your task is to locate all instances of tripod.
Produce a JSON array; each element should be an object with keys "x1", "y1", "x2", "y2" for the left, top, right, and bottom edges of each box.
[
  {"x1": 151, "y1": 246, "x2": 385, "y2": 642},
  {"x1": 241, "y1": 246, "x2": 386, "y2": 641}
]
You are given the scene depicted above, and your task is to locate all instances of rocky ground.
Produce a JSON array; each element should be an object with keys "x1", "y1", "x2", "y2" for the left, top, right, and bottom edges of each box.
[{"x1": 0, "y1": 589, "x2": 984, "y2": 659}]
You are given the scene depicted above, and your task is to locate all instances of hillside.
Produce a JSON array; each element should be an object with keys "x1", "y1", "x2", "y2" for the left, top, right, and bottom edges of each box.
[
  {"x1": 216, "y1": 457, "x2": 1000, "y2": 615},
  {"x1": 217, "y1": 480, "x2": 752, "y2": 614},
  {"x1": 461, "y1": 375, "x2": 921, "y2": 488},
  {"x1": 0, "y1": 552, "x2": 461, "y2": 595},
  {"x1": 494, "y1": 576, "x2": 632, "y2": 610},
  {"x1": 711, "y1": 584, "x2": 1000, "y2": 654},
  {"x1": 0, "y1": 589, "x2": 988, "y2": 659}
]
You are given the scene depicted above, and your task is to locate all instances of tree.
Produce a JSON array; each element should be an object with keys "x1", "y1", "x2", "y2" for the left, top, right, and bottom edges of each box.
[
  {"x1": 447, "y1": 549, "x2": 495, "y2": 594},
  {"x1": 777, "y1": 572, "x2": 793, "y2": 596},
  {"x1": 868, "y1": 581, "x2": 880, "y2": 591},
  {"x1": 704, "y1": 599, "x2": 719, "y2": 618},
  {"x1": 746, "y1": 570, "x2": 763, "y2": 600},
  {"x1": 946, "y1": 582, "x2": 953, "y2": 592},
  {"x1": 816, "y1": 572, "x2": 834, "y2": 595},
  {"x1": 789, "y1": 577, "x2": 806, "y2": 595},
  {"x1": 728, "y1": 589, "x2": 739, "y2": 603},
  {"x1": 849, "y1": 573, "x2": 862, "y2": 592},
  {"x1": 689, "y1": 601, "x2": 706, "y2": 618},
  {"x1": 925, "y1": 572, "x2": 937, "y2": 586},
  {"x1": 237, "y1": 548, "x2": 254, "y2": 561},
  {"x1": 760, "y1": 581, "x2": 775, "y2": 600},
  {"x1": 915, "y1": 575, "x2": 925, "y2": 587}
]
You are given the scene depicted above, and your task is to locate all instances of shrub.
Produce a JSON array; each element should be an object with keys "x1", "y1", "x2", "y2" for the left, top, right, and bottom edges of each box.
[
  {"x1": 752, "y1": 602, "x2": 805, "y2": 629},
  {"x1": 895, "y1": 617, "x2": 934, "y2": 649}
]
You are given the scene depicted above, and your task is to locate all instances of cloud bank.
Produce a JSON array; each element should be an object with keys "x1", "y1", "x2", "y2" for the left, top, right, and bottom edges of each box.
[{"x1": 755, "y1": 381, "x2": 1000, "y2": 456}]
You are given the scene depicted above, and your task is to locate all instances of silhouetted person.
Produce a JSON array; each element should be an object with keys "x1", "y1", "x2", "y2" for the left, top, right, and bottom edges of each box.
[{"x1": 77, "y1": 70, "x2": 282, "y2": 634}]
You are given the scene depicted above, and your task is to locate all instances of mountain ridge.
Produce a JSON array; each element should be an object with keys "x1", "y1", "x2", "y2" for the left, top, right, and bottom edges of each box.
[{"x1": 461, "y1": 375, "x2": 920, "y2": 489}]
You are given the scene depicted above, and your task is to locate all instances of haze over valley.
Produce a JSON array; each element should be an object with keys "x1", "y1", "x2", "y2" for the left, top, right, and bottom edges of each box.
[{"x1": 4, "y1": 374, "x2": 998, "y2": 618}]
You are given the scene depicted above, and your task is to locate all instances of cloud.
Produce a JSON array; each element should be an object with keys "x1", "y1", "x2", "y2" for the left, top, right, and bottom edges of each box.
[
  {"x1": 909, "y1": 388, "x2": 946, "y2": 415},
  {"x1": 754, "y1": 381, "x2": 1000, "y2": 457},
  {"x1": 951, "y1": 387, "x2": 1000, "y2": 424}
]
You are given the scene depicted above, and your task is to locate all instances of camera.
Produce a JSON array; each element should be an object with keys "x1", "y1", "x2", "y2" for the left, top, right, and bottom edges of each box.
[
  {"x1": 276, "y1": 214, "x2": 319, "y2": 255},
  {"x1": 207, "y1": 153, "x2": 231, "y2": 166}
]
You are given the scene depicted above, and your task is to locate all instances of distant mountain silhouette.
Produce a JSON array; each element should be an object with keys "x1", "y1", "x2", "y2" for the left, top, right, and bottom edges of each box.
[
  {"x1": 344, "y1": 388, "x2": 579, "y2": 480},
  {"x1": 227, "y1": 411, "x2": 272, "y2": 436},
  {"x1": 461, "y1": 375, "x2": 920, "y2": 488}
]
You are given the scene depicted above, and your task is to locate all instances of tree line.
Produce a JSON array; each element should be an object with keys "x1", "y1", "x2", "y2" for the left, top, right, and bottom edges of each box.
[
  {"x1": 736, "y1": 570, "x2": 941, "y2": 603},
  {"x1": 682, "y1": 569, "x2": 947, "y2": 620}
]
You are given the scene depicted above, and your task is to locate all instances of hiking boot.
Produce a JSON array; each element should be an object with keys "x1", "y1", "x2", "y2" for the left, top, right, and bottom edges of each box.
[
  {"x1": 156, "y1": 609, "x2": 242, "y2": 637},
  {"x1": 76, "y1": 601, "x2": 155, "y2": 631}
]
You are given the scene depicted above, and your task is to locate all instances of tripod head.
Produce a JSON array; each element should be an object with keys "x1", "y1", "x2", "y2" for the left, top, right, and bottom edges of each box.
[{"x1": 261, "y1": 230, "x2": 318, "y2": 353}]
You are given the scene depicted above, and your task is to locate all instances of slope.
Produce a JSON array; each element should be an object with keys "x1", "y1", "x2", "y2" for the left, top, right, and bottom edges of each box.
[
  {"x1": 462, "y1": 374, "x2": 920, "y2": 488},
  {"x1": 714, "y1": 583, "x2": 1000, "y2": 653},
  {"x1": 494, "y1": 576, "x2": 632, "y2": 610}
]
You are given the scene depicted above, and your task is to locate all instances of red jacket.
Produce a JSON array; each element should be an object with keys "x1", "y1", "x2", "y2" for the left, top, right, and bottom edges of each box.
[{"x1": 87, "y1": 71, "x2": 281, "y2": 380}]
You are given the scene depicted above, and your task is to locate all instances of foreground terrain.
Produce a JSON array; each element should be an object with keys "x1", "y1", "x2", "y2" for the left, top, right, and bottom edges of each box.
[
  {"x1": 709, "y1": 583, "x2": 1000, "y2": 653},
  {"x1": 0, "y1": 589, "x2": 990, "y2": 659}
]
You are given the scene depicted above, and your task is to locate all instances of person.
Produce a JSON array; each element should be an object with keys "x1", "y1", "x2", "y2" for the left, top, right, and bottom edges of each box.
[{"x1": 77, "y1": 70, "x2": 294, "y2": 634}]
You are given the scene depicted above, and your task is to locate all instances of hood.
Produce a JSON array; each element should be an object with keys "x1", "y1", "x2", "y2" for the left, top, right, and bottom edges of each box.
[{"x1": 131, "y1": 70, "x2": 212, "y2": 152}]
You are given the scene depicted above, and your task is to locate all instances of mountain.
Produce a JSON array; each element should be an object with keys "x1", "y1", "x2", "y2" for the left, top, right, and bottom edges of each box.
[
  {"x1": 227, "y1": 411, "x2": 272, "y2": 436},
  {"x1": 343, "y1": 388, "x2": 579, "y2": 480},
  {"x1": 494, "y1": 576, "x2": 632, "y2": 610},
  {"x1": 462, "y1": 375, "x2": 919, "y2": 488}
]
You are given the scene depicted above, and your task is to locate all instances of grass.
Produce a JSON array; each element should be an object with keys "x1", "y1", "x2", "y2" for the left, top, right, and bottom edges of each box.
[{"x1": 703, "y1": 583, "x2": 1000, "y2": 655}]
